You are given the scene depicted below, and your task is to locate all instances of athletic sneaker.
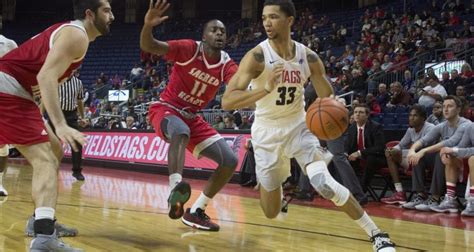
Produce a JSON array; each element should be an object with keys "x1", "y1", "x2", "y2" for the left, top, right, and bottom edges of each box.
[
  {"x1": 29, "y1": 230, "x2": 83, "y2": 252},
  {"x1": 401, "y1": 193, "x2": 425, "y2": 209},
  {"x1": 168, "y1": 181, "x2": 191, "y2": 219},
  {"x1": 25, "y1": 216, "x2": 78, "y2": 237},
  {"x1": 181, "y1": 208, "x2": 219, "y2": 231},
  {"x1": 430, "y1": 195, "x2": 459, "y2": 213},
  {"x1": 370, "y1": 231, "x2": 396, "y2": 252},
  {"x1": 414, "y1": 196, "x2": 440, "y2": 212},
  {"x1": 381, "y1": 191, "x2": 406, "y2": 205},
  {"x1": 0, "y1": 184, "x2": 8, "y2": 196},
  {"x1": 461, "y1": 197, "x2": 474, "y2": 217}
]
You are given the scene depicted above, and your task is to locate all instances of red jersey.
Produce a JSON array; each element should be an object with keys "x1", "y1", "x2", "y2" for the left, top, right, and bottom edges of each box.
[
  {"x1": 0, "y1": 20, "x2": 85, "y2": 100},
  {"x1": 160, "y1": 39, "x2": 237, "y2": 113}
]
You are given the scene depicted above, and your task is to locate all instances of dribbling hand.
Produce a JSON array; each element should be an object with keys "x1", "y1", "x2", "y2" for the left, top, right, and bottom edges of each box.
[
  {"x1": 265, "y1": 63, "x2": 284, "y2": 93},
  {"x1": 144, "y1": 0, "x2": 171, "y2": 27},
  {"x1": 55, "y1": 125, "x2": 87, "y2": 152}
]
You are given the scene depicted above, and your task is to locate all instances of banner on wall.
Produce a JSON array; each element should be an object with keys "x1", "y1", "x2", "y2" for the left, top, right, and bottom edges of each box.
[{"x1": 63, "y1": 131, "x2": 250, "y2": 171}]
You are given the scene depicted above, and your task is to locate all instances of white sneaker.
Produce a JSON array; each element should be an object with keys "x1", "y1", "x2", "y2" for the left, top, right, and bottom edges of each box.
[{"x1": 0, "y1": 184, "x2": 8, "y2": 196}]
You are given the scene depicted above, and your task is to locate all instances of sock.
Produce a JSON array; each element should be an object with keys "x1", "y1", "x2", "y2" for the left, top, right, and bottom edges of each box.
[
  {"x1": 470, "y1": 186, "x2": 474, "y2": 198},
  {"x1": 355, "y1": 212, "x2": 380, "y2": 237},
  {"x1": 394, "y1": 182, "x2": 403, "y2": 193},
  {"x1": 191, "y1": 192, "x2": 211, "y2": 213},
  {"x1": 0, "y1": 172, "x2": 3, "y2": 187},
  {"x1": 34, "y1": 207, "x2": 55, "y2": 235},
  {"x1": 446, "y1": 182, "x2": 456, "y2": 198},
  {"x1": 169, "y1": 173, "x2": 182, "y2": 191}
]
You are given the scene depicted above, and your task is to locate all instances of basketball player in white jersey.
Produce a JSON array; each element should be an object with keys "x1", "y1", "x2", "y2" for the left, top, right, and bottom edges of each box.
[
  {"x1": 222, "y1": 1, "x2": 395, "y2": 251},
  {"x1": 0, "y1": 34, "x2": 17, "y2": 197}
]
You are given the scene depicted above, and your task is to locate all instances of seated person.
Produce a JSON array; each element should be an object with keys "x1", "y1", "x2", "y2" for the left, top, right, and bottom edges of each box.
[
  {"x1": 345, "y1": 104, "x2": 386, "y2": 194},
  {"x1": 404, "y1": 96, "x2": 470, "y2": 211},
  {"x1": 381, "y1": 105, "x2": 435, "y2": 205},
  {"x1": 426, "y1": 101, "x2": 445, "y2": 125},
  {"x1": 438, "y1": 122, "x2": 474, "y2": 215}
]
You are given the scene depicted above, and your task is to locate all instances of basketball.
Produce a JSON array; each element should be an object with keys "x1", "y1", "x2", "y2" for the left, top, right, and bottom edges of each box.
[{"x1": 306, "y1": 97, "x2": 349, "y2": 141}]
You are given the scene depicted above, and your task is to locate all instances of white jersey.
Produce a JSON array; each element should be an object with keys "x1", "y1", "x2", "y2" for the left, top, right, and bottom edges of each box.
[
  {"x1": 251, "y1": 39, "x2": 311, "y2": 126},
  {"x1": 0, "y1": 35, "x2": 18, "y2": 58}
]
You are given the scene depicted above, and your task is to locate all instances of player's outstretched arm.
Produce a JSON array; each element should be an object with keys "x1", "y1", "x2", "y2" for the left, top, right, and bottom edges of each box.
[
  {"x1": 222, "y1": 47, "x2": 281, "y2": 110},
  {"x1": 140, "y1": 0, "x2": 171, "y2": 56},
  {"x1": 37, "y1": 26, "x2": 88, "y2": 151},
  {"x1": 306, "y1": 48, "x2": 334, "y2": 98}
]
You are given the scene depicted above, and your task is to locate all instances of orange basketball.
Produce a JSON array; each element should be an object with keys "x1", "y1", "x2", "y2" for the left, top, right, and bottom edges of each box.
[{"x1": 306, "y1": 97, "x2": 349, "y2": 141}]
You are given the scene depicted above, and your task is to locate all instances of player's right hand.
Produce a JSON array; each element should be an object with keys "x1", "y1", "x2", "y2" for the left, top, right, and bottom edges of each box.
[
  {"x1": 265, "y1": 63, "x2": 284, "y2": 93},
  {"x1": 144, "y1": 0, "x2": 170, "y2": 27},
  {"x1": 55, "y1": 125, "x2": 86, "y2": 152}
]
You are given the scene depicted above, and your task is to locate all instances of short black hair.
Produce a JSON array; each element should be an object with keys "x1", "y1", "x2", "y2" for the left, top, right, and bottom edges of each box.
[
  {"x1": 444, "y1": 95, "x2": 462, "y2": 108},
  {"x1": 263, "y1": 0, "x2": 296, "y2": 17},
  {"x1": 73, "y1": 0, "x2": 110, "y2": 20},
  {"x1": 203, "y1": 19, "x2": 225, "y2": 33},
  {"x1": 410, "y1": 104, "x2": 427, "y2": 119}
]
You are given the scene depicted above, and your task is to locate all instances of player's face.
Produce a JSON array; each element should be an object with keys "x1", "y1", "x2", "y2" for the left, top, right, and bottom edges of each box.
[
  {"x1": 93, "y1": 0, "x2": 114, "y2": 35},
  {"x1": 262, "y1": 6, "x2": 293, "y2": 40},
  {"x1": 443, "y1": 99, "x2": 460, "y2": 120},
  {"x1": 408, "y1": 110, "x2": 423, "y2": 127},
  {"x1": 203, "y1": 21, "x2": 227, "y2": 50}
]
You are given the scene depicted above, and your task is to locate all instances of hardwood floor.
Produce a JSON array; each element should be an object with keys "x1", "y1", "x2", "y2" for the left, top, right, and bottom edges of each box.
[{"x1": 0, "y1": 161, "x2": 473, "y2": 251}]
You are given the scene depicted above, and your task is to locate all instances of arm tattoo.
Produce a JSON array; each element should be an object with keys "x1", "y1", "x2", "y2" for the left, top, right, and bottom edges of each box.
[
  {"x1": 307, "y1": 52, "x2": 319, "y2": 63},
  {"x1": 253, "y1": 51, "x2": 264, "y2": 63}
]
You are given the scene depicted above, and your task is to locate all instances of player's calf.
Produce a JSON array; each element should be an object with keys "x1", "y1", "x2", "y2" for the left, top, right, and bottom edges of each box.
[{"x1": 307, "y1": 161, "x2": 350, "y2": 206}]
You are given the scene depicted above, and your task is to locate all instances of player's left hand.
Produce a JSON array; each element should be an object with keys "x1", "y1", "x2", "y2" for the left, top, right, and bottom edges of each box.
[
  {"x1": 440, "y1": 147, "x2": 454, "y2": 156},
  {"x1": 144, "y1": 0, "x2": 170, "y2": 27},
  {"x1": 408, "y1": 150, "x2": 424, "y2": 166}
]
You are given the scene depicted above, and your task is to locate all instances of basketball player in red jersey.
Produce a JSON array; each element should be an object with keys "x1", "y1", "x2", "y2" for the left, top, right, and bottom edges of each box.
[
  {"x1": 141, "y1": 0, "x2": 238, "y2": 231},
  {"x1": 0, "y1": 0, "x2": 114, "y2": 250}
]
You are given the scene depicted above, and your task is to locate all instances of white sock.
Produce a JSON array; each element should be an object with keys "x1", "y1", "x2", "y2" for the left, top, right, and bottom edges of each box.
[
  {"x1": 35, "y1": 207, "x2": 55, "y2": 220},
  {"x1": 191, "y1": 192, "x2": 211, "y2": 213},
  {"x1": 0, "y1": 172, "x2": 3, "y2": 186},
  {"x1": 169, "y1": 173, "x2": 182, "y2": 190},
  {"x1": 355, "y1": 212, "x2": 380, "y2": 237},
  {"x1": 394, "y1": 183, "x2": 403, "y2": 192}
]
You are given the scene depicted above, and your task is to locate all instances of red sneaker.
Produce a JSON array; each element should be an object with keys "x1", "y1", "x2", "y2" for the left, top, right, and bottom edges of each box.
[
  {"x1": 181, "y1": 208, "x2": 220, "y2": 231},
  {"x1": 381, "y1": 191, "x2": 407, "y2": 205}
]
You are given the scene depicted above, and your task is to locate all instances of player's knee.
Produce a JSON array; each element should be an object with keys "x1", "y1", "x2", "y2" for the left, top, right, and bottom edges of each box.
[
  {"x1": 308, "y1": 163, "x2": 350, "y2": 206},
  {"x1": 469, "y1": 156, "x2": 474, "y2": 170},
  {"x1": 224, "y1": 154, "x2": 239, "y2": 171}
]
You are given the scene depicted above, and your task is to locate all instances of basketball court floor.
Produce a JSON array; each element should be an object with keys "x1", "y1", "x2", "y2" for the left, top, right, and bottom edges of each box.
[{"x1": 0, "y1": 160, "x2": 473, "y2": 251}]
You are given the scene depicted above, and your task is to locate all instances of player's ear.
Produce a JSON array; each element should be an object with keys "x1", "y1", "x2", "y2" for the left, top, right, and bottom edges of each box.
[
  {"x1": 85, "y1": 9, "x2": 96, "y2": 20},
  {"x1": 288, "y1": 16, "x2": 294, "y2": 27}
]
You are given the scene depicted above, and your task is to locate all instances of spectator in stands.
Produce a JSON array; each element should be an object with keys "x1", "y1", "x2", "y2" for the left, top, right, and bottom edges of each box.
[
  {"x1": 223, "y1": 114, "x2": 238, "y2": 130},
  {"x1": 212, "y1": 115, "x2": 224, "y2": 130},
  {"x1": 402, "y1": 70, "x2": 416, "y2": 94},
  {"x1": 381, "y1": 105, "x2": 435, "y2": 205},
  {"x1": 376, "y1": 83, "x2": 390, "y2": 109},
  {"x1": 456, "y1": 85, "x2": 467, "y2": 100},
  {"x1": 441, "y1": 71, "x2": 457, "y2": 95},
  {"x1": 366, "y1": 93, "x2": 381, "y2": 115},
  {"x1": 461, "y1": 63, "x2": 473, "y2": 79},
  {"x1": 239, "y1": 115, "x2": 252, "y2": 130},
  {"x1": 439, "y1": 122, "x2": 474, "y2": 216},
  {"x1": 418, "y1": 76, "x2": 448, "y2": 109},
  {"x1": 381, "y1": 55, "x2": 393, "y2": 72},
  {"x1": 126, "y1": 116, "x2": 137, "y2": 130},
  {"x1": 112, "y1": 74, "x2": 122, "y2": 90},
  {"x1": 427, "y1": 101, "x2": 445, "y2": 125},
  {"x1": 350, "y1": 68, "x2": 367, "y2": 95},
  {"x1": 461, "y1": 20, "x2": 472, "y2": 37},
  {"x1": 448, "y1": 11, "x2": 461, "y2": 26},
  {"x1": 387, "y1": 81, "x2": 412, "y2": 107},
  {"x1": 405, "y1": 96, "x2": 470, "y2": 211},
  {"x1": 345, "y1": 104, "x2": 386, "y2": 193}
]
